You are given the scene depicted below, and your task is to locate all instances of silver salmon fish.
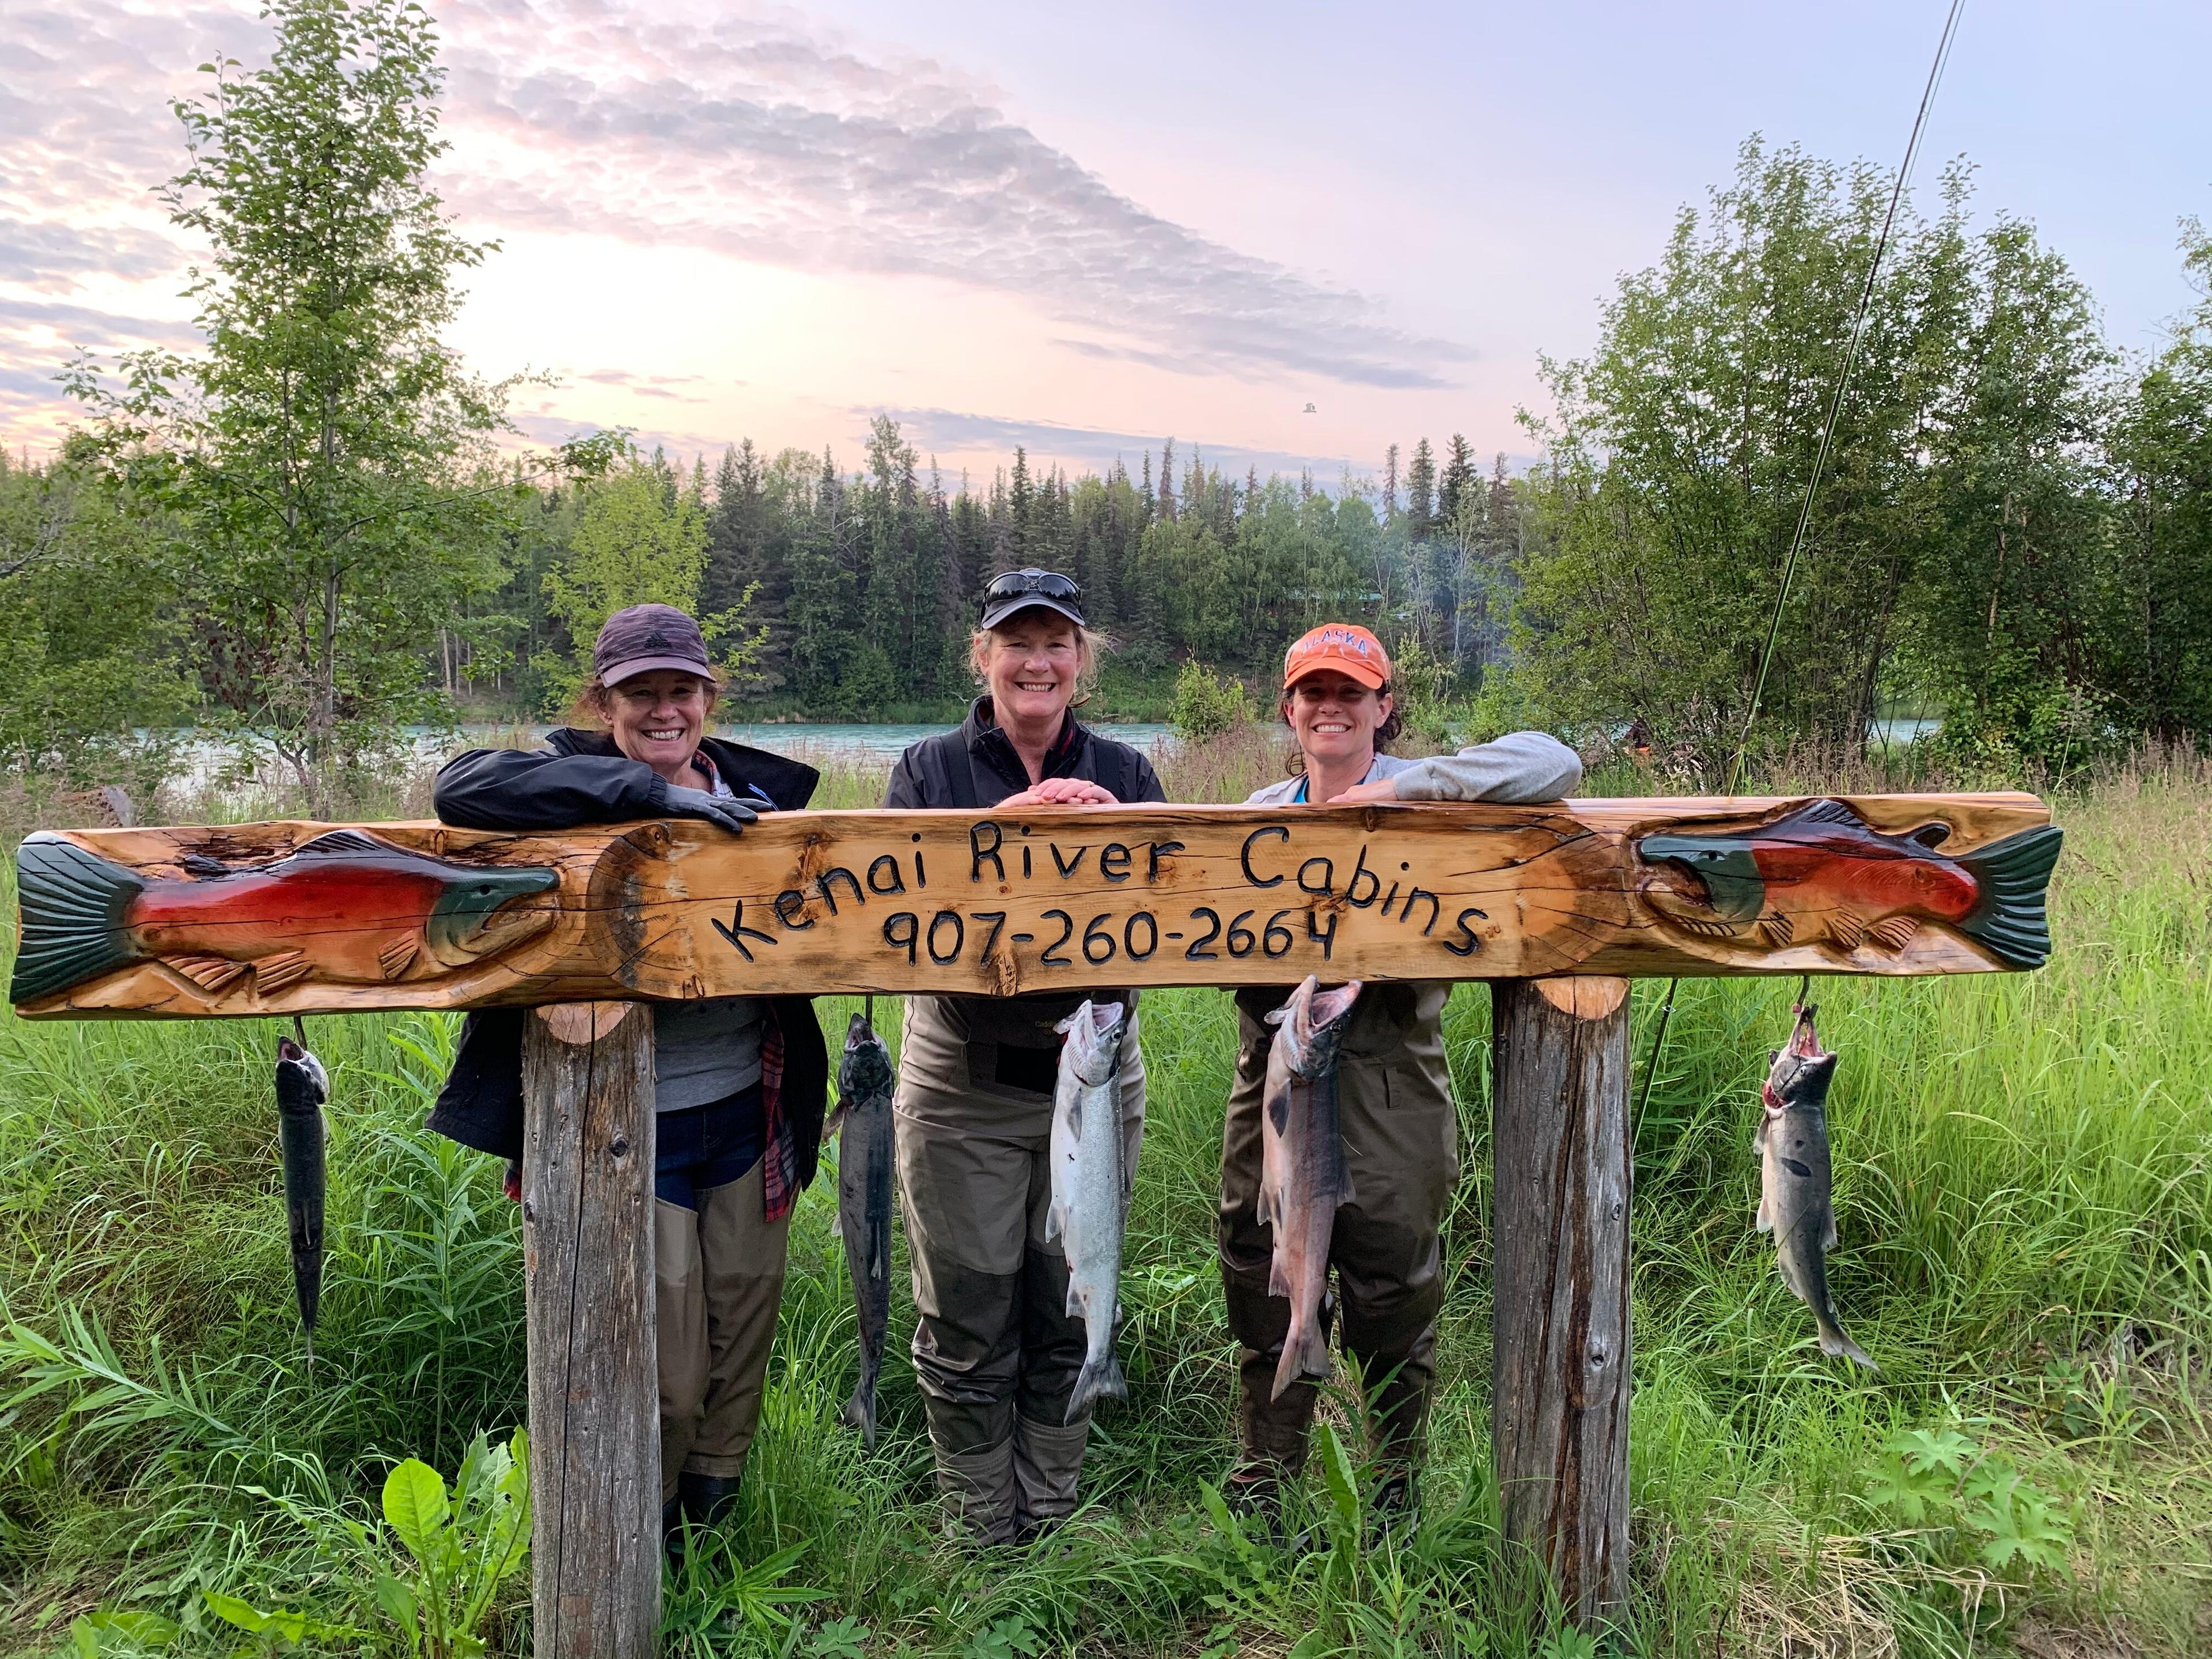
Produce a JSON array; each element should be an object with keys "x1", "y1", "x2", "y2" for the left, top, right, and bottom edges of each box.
[
  {"x1": 1048, "y1": 998, "x2": 1131, "y2": 1423},
  {"x1": 1756, "y1": 1003, "x2": 1876, "y2": 1369},
  {"x1": 1259, "y1": 976, "x2": 1362, "y2": 1401},
  {"x1": 275, "y1": 1025, "x2": 329, "y2": 1368},
  {"x1": 831, "y1": 1012, "x2": 896, "y2": 1449}
]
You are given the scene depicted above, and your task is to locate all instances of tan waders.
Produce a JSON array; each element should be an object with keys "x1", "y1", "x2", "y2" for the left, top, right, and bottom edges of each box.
[
  {"x1": 895, "y1": 992, "x2": 1145, "y2": 1543},
  {"x1": 1218, "y1": 982, "x2": 1457, "y2": 1511},
  {"x1": 655, "y1": 1158, "x2": 790, "y2": 1511}
]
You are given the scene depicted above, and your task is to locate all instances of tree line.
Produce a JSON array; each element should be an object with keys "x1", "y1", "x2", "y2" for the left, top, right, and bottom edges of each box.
[{"x1": 1, "y1": 0, "x2": 2203, "y2": 801}]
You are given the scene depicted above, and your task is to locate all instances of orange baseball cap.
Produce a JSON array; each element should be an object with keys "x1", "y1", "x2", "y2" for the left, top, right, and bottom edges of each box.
[{"x1": 1282, "y1": 623, "x2": 1392, "y2": 691}]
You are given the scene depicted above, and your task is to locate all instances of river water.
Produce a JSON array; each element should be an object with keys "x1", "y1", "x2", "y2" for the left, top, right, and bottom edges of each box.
[
  {"x1": 162, "y1": 716, "x2": 1935, "y2": 801},
  {"x1": 163, "y1": 721, "x2": 1180, "y2": 800}
]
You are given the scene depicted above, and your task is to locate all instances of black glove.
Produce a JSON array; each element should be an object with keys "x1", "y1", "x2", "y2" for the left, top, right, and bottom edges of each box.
[{"x1": 662, "y1": 785, "x2": 757, "y2": 836}]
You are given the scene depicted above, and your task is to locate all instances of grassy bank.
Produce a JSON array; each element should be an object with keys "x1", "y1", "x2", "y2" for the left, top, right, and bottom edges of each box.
[{"x1": 0, "y1": 753, "x2": 2206, "y2": 1656}]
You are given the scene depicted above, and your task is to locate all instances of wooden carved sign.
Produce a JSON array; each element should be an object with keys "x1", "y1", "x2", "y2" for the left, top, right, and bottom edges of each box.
[{"x1": 10, "y1": 792, "x2": 2061, "y2": 1018}]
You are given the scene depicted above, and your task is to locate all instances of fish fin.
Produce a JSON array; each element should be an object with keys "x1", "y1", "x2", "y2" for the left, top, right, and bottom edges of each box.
[
  {"x1": 1954, "y1": 824, "x2": 2064, "y2": 969},
  {"x1": 1339, "y1": 1173, "x2": 1356, "y2": 1209},
  {"x1": 164, "y1": 954, "x2": 249, "y2": 994},
  {"x1": 1868, "y1": 914, "x2": 1919, "y2": 951},
  {"x1": 1267, "y1": 1255, "x2": 1292, "y2": 1300},
  {"x1": 1823, "y1": 1210, "x2": 1839, "y2": 1252},
  {"x1": 1817, "y1": 1314, "x2": 1878, "y2": 1371},
  {"x1": 1757, "y1": 911, "x2": 1794, "y2": 948},
  {"x1": 1067, "y1": 1350, "x2": 1127, "y2": 1423},
  {"x1": 1829, "y1": 908, "x2": 1869, "y2": 950},
  {"x1": 1672, "y1": 914, "x2": 1742, "y2": 939},
  {"x1": 1755, "y1": 1198, "x2": 1773, "y2": 1233},
  {"x1": 841, "y1": 1387, "x2": 879, "y2": 1452},
  {"x1": 1044, "y1": 1199, "x2": 1065, "y2": 1245},
  {"x1": 1266, "y1": 1093, "x2": 1289, "y2": 1135},
  {"x1": 824, "y1": 1097, "x2": 849, "y2": 1137},
  {"x1": 255, "y1": 950, "x2": 312, "y2": 993},
  {"x1": 292, "y1": 829, "x2": 392, "y2": 858},
  {"x1": 1795, "y1": 799, "x2": 1865, "y2": 827},
  {"x1": 377, "y1": 935, "x2": 419, "y2": 979},
  {"x1": 9, "y1": 834, "x2": 147, "y2": 1003}
]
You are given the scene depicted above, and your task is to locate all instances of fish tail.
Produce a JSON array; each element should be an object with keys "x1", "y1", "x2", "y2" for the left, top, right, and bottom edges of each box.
[
  {"x1": 10, "y1": 834, "x2": 145, "y2": 1003},
  {"x1": 1954, "y1": 824, "x2": 2064, "y2": 968},
  {"x1": 1270, "y1": 1319, "x2": 1333, "y2": 1401},
  {"x1": 842, "y1": 1384, "x2": 878, "y2": 1451},
  {"x1": 1066, "y1": 1349, "x2": 1126, "y2": 1423},
  {"x1": 1816, "y1": 1311, "x2": 1879, "y2": 1372}
]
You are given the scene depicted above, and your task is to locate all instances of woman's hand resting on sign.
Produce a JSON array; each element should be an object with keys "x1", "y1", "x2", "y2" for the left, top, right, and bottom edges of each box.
[
  {"x1": 995, "y1": 777, "x2": 1120, "y2": 808},
  {"x1": 1325, "y1": 778, "x2": 1398, "y2": 805}
]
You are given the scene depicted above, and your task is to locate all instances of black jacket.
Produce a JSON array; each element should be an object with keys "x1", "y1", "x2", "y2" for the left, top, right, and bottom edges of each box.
[
  {"x1": 425, "y1": 728, "x2": 830, "y2": 1175},
  {"x1": 882, "y1": 698, "x2": 1165, "y2": 812},
  {"x1": 883, "y1": 700, "x2": 1166, "y2": 1078}
]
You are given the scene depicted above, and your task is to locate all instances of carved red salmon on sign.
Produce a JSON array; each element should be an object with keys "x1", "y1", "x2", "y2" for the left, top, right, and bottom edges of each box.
[
  {"x1": 1635, "y1": 800, "x2": 2062, "y2": 967},
  {"x1": 11, "y1": 830, "x2": 560, "y2": 1003}
]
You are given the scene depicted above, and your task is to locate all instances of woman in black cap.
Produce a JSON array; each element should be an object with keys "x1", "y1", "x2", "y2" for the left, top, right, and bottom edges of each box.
[
  {"x1": 426, "y1": 603, "x2": 830, "y2": 1541},
  {"x1": 882, "y1": 570, "x2": 1165, "y2": 1543}
]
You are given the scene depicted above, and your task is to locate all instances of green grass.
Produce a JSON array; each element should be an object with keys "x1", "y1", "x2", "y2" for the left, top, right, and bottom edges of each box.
[{"x1": 0, "y1": 756, "x2": 2207, "y2": 1656}]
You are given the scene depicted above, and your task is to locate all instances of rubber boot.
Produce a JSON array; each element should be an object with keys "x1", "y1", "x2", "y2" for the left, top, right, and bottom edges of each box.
[
  {"x1": 1347, "y1": 1320, "x2": 1436, "y2": 1540},
  {"x1": 935, "y1": 1435, "x2": 1019, "y2": 1546},
  {"x1": 1220, "y1": 1277, "x2": 1324, "y2": 1537},
  {"x1": 1012, "y1": 1415, "x2": 1090, "y2": 1544},
  {"x1": 679, "y1": 1469, "x2": 744, "y2": 1530}
]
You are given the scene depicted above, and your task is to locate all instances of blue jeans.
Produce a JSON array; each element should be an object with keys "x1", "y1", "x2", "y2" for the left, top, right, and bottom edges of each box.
[{"x1": 656, "y1": 1085, "x2": 764, "y2": 1210}]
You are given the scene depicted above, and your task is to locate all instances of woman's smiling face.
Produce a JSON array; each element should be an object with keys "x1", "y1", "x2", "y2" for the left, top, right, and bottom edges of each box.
[
  {"x1": 983, "y1": 609, "x2": 1081, "y2": 726},
  {"x1": 1285, "y1": 669, "x2": 1393, "y2": 770},
  {"x1": 605, "y1": 669, "x2": 712, "y2": 778}
]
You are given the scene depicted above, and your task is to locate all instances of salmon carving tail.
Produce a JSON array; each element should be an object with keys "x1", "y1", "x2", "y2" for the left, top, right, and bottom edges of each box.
[
  {"x1": 1953, "y1": 824, "x2": 2065, "y2": 969},
  {"x1": 11, "y1": 834, "x2": 145, "y2": 1003}
]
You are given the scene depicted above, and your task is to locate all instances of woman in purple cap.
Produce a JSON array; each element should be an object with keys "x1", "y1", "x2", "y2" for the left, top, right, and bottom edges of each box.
[
  {"x1": 427, "y1": 603, "x2": 830, "y2": 1543},
  {"x1": 881, "y1": 569, "x2": 1165, "y2": 1544}
]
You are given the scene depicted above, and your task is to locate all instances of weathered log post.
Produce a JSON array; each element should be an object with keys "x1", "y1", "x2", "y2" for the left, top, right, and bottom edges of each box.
[
  {"x1": 520, "y1": 1002, "x2": 659, "y2": 1659},
  {"x1": 1490, "y1": 976, "x2": 1633, "y2": 1626}
]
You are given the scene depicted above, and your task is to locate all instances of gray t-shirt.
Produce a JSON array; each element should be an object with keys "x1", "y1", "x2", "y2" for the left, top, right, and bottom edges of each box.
[
  {"x1": 653, "y1": 995, "x2": 764, "y2": 1111},
  {"x1": 651, "y1": 753, "x2": 766, "y2": 1111}
]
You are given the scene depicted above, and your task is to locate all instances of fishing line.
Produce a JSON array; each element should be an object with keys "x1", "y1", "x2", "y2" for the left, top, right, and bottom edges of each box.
[
  {"x1": 1725, "y1": 0, "x2": 1963, "y2": 798},
  {"x1": 1634, "y1": 0, "x2": 1965, "y2": 1127}
]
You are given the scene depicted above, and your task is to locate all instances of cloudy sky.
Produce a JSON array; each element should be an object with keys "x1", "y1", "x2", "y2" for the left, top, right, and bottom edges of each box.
[{"x1": 4, "y1": 0, "x2": 2208, "y2": 483}]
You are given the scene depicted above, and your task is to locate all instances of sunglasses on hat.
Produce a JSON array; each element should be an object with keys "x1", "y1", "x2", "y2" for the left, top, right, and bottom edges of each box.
[
  {"x1": 984, "y1": 569, "x2": 1081, "y2": 603},
  {"x1": 979, "y1": 568, "x2": 1085, "y2": 629}
]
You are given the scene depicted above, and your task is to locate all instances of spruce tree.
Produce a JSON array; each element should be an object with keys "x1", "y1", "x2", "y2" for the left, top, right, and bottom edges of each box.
[{"x1": 1406, "y1": 438, "x2": 1436, "y2": 540}]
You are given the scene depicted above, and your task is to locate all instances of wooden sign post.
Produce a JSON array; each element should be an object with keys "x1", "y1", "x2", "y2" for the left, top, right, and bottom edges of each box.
[{"x1": 10, "y1": 792, "x2": 2061, "y2": 1643}]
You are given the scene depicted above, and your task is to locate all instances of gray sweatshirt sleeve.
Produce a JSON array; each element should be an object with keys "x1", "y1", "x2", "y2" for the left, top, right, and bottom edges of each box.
[{"x1": 1388, "y1": 730, "x2": 1583, "y2": 803}]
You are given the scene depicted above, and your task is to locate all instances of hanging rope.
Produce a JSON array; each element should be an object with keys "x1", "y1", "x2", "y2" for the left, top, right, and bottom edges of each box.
[{"x1": 1634, "y1": 0, "x2": 1966, "y2": 1127}]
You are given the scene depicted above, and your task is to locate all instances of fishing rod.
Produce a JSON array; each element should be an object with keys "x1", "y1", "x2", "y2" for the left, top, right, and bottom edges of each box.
[{"x1": 1633, "y1": 0, "x2": 1967, "y2": 1128}]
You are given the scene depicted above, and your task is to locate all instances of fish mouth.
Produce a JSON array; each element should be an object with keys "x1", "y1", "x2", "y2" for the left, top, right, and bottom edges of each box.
[
  {"x1": 427, "y1": 896, "x2": 558, "y2": 967},
  {"x1": 1638, "y1": 862, "x2": 1741, "y2": 935}
]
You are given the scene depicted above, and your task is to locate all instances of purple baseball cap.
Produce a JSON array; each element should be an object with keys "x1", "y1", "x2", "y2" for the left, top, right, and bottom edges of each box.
[{"x1": 592, "y1": 604, "x2": 713, "y2": 686}]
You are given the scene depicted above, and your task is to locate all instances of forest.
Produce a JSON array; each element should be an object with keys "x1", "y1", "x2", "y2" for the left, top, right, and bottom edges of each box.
[{"x1": 0, "y1": 0, "x2": 2202, "y2": 804}]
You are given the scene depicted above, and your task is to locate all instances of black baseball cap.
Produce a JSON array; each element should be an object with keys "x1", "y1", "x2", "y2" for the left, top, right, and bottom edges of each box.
[
  {"x1": 980, "y1": 568, "x2": 1085, "y2": 631},
  {"x1": 593, "y1": 603, "x2": 713, "y2": 686}
]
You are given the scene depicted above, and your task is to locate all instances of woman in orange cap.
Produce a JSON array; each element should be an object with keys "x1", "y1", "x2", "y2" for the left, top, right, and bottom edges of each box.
[{"x1": 1216, "y1": 623, "x2": 1580, "y2": 1529}]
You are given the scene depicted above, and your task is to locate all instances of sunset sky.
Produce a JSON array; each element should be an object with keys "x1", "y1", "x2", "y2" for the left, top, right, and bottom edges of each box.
[{"x1": 5, "y1": 0, "x2": 2208, "y2": 486}]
